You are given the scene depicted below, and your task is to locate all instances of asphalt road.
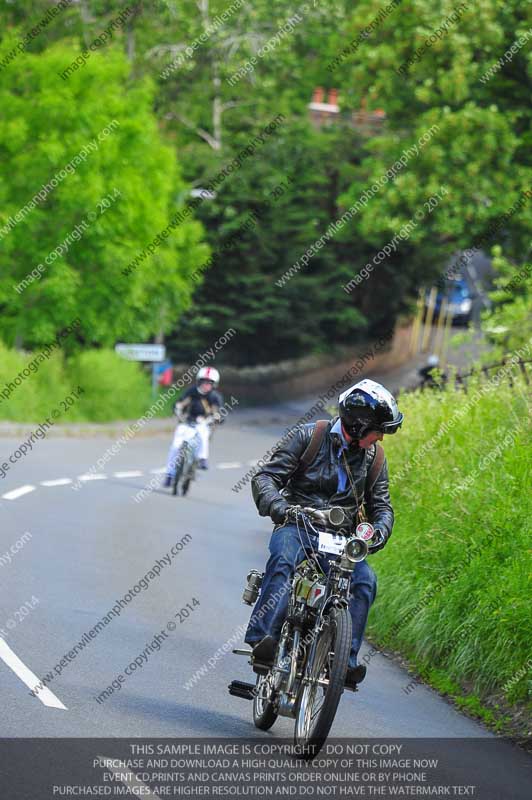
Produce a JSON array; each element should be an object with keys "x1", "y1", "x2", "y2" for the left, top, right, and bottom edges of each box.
[{"x1": 1, "y1": 410, "x2": 530, "y2": 796}]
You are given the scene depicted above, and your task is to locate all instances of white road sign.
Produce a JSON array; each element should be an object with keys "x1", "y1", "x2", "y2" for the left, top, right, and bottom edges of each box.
[{"x1": 115, "y1": 343, "x2": 166, "y2": 362}]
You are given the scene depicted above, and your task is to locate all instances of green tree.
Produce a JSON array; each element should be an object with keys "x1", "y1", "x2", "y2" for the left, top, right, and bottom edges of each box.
[
  {"x1": 167, "y1": 120, "x2": 369, "y2": 365},
  {"x1": 2, "y1": 1, "x2": 531, "y2": 365},
  {"x1": 0, "y1": 35, "x2": 208, "y2": 350},
  {"x1": 335, "y1": 0, "x2": 532, "y2": 285}
]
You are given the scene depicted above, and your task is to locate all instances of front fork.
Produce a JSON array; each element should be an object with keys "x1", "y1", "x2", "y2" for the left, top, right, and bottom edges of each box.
[
  {"x1": 271, "y1": 622, "x2": 303, "y2": 717},
  {"x1": 272, "y1": 623, "x2": 292, "y2": 692},
  {"x1": 286, "y1": 629, "x2": 301, "y2": 696}
]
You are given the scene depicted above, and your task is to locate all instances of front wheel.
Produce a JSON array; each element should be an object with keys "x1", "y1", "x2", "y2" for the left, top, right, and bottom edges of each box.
[
  {"x1": 180, "y1": 445, "x2": 196, "y2": 496},
  {"x1": 294, "y1": 606, "x2": 351, "y2": 759},
  {"x1": 253, "y1": 673, "x2": 278, "y2": 731},
  {"x1": 171, "y1": 444, "x2": 186, "y2": 496}
]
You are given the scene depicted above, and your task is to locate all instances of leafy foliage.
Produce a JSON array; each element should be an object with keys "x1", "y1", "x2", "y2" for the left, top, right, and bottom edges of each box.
[
  {"x1": 0, "y1": 0, "x2": 530, "y2": 364},
  {"x1": 0, "y1": 343, "x2": 152, "y2": 422},
  {"x1": 167, "y1": 121, "x2": 369, "y2": 364},
  {"x1": 481, "y1": 247, "x2": 532, "y2": 355},
  {"x1": 370, "y1": 375, "x2": 532, "y2": 708},
  {"x1": 0, "y1": 33, "x2": 208, "y2": 351},
  {"x1": 67, "y1": 349, "x2": 153, "y2": 421}
]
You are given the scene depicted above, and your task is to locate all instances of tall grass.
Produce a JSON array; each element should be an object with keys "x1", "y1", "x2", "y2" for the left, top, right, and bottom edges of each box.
[{"x1": 369, "y1": 375, "x2": 531, "y2": 709}]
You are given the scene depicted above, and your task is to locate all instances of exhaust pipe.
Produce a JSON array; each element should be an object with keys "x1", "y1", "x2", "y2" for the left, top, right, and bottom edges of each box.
[{"x1": 228, "y1": 680, "x2": 255, "y2": 700}]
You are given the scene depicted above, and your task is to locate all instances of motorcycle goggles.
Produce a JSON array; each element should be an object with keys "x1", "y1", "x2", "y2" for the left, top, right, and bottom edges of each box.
[
  {"x1": 374, "y1": 414, "x2": 404, "y2": 435},
  {"x1": 346, "y1": 417, "x2": 403, "y2": 439}
]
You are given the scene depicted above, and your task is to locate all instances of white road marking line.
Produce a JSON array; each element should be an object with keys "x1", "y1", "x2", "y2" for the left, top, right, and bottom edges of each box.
[
  {"x1": 40, "y1": 478, "x2": 72, "y2": 487},
  {"x1": 96, "y1": 757, "x2": 156, "y2": 798},
  {"x1": 113, "y1": 470, "x2": 143, "y2": 478},
  {"x1": 0, "y1": 638, "x2": 67, "y2": 710},
  {"x1": 150, "y1": 467, "x2": 166, "y2": 474},
  {"x1": 217, "y1": 461, "x2": 243, "y2": 469},
  {"x1": 247, "y1": 459, "x2": 259, "y2": 466},
  {"x1": 78, "y1": 474, "x2": 107, "y2": 481},
  {"x1": 1, "y1": 485, "x2": 36, "y2": 500}
]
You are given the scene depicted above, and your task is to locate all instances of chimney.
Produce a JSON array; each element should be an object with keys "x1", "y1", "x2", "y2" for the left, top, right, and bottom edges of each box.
[
  {"x1": 328, "y1": 88, "x2": 338, "y2": 107},
  {"x1": 308, "y1": 86, "x2": 340, "y2": 128}
]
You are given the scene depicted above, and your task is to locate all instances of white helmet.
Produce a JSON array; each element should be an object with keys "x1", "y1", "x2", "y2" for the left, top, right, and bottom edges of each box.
[
  {"x1": 197, "y1": 366, "x2": 220, "y2": 388},
  {"x1": 427, "y1": 354, "x2": 439, "y2": 367}
]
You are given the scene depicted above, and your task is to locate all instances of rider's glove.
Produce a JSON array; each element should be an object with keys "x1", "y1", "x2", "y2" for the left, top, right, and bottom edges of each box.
[
  {"x1": 284, "y1": 505, "x2": 303, "y2": 524},
  {"x1": 367, "y1": 528, "x2": 387, "y2": 553},
  {"x1": 269, "y1": 499, "x2": 290, "y2": 524}
]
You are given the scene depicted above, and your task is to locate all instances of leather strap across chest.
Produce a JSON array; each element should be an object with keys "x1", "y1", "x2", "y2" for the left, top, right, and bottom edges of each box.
[{"x1": 300, "y1": 419, "x2": 385, "y2": 490}]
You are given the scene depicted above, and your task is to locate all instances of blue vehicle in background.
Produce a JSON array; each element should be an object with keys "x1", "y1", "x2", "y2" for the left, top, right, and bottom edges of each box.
[{"x1": 426, "y1": 276, "x2": 473, "y2": 326}]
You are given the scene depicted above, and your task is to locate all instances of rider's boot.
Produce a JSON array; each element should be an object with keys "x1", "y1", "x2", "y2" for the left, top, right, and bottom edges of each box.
[
  {"x1": 163, "y1": 474, "x2": 172, "y2": 487},
  {"x1": 345, "y1": 664, "x2": 366, "y2": 690},
  {"x1": 251, "y1": 635, "x2": 277, "y2": 666},
  {"x1": 198, "y1": 459, "x2": 208, "y2": 470}
]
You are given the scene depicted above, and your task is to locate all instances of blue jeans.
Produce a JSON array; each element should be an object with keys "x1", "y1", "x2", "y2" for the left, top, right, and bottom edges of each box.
[{"x1": 245, "y1": 524, "x2": 377, "y2": 669}]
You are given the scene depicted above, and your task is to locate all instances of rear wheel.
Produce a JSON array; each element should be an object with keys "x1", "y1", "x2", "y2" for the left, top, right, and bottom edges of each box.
[
  {"x1": 294, "y1": 606, "x2": 351, "y2": 759},
  {"x1": 253, "y1": 672, "x2": 278, "y2": 730}
]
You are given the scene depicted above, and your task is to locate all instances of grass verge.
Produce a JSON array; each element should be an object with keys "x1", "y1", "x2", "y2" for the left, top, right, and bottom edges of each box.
[{"x1": 368, "y1": 372, "x2": 531, "y2": 740}]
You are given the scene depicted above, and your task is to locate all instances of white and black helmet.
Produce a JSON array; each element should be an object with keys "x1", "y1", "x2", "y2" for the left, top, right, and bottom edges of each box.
[
  {"x1": 338, "y1": 379, "x2": 403, "y2": 439},
  {"x1": 196, "y1": 366, "x2": 220, "y2": 388}
]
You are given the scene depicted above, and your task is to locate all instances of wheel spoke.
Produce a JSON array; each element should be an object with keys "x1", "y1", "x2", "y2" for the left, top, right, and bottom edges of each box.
[
  {"x1": 310, "y1": 698, "x2": 325, "y2": 722},
  {"x1": 295, "y1": 610, "x2": 350, "y2": 751}
]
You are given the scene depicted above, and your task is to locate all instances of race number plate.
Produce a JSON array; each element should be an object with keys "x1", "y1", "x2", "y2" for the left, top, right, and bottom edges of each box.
[{"x1": 318, "y1": 531, "x2": 345, "y2": 555}]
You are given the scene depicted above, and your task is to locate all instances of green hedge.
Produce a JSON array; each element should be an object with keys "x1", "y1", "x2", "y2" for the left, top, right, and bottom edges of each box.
[
  {"x1": 0, "y1": 343, "x2": 154, "y2": 422},
  {"x1": 67, "y1": 350, "x2": 153, "y2": 422},
  {"x1": 369, "y1": 373, "x2": 531, "y2": 718}
]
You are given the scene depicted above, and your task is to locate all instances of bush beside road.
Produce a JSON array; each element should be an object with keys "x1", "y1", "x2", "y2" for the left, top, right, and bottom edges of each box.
[
  {"x1": 368, "y1": 367, "x2": 531, "y2": 739},
  {"x1": 0, "y1": 343, "x2": 152, "y2": 423}
]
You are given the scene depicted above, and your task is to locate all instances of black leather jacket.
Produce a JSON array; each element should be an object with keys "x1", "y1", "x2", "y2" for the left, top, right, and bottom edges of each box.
[{"x1": 251, "y1": 418, "x2": 394, "y2": 540}]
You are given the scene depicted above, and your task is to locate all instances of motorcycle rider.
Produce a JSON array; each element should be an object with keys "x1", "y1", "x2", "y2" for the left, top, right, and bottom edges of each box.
[
  {"x1": 418, "y1": 354, "x2": 447, "y2": 389},
  {"x1": 245, "y1": 379, "x2": 403, "y2": 690},
  {"x1": 164, "y1": 366, "x2": 223, "y2": 486}
]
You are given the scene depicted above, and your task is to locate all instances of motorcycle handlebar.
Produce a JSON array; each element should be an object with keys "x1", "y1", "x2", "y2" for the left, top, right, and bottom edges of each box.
[{"x1": 174, "y1": 413, "x2": 217, "y2": 425}]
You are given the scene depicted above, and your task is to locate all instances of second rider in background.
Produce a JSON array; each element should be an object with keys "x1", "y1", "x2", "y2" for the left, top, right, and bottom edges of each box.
[{"x1": 164, "y1": 367, "x2": 223, "y2": 485}]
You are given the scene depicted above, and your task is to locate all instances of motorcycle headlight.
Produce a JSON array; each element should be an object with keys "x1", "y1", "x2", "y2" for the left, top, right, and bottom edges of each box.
[
  {"x1": 459, "y1": 299, "x2": 472, "y2": 313},
  {"x1": 344, "y1": 537, "x2": 368, "y2": 564}
]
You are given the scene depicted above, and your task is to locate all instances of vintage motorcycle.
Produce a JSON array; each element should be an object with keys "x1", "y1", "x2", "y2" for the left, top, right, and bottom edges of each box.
[
  {"x1": 228, "y1": 506, "x2": 375, "y2": 759},
  {"x1": 169, "y1": 415, "x2": 215, "y2": 496}
]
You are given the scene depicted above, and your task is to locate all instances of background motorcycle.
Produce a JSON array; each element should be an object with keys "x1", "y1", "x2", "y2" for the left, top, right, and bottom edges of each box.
[{"x1": 169, "y1": 415, "x2": 214, "y2": 496}]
